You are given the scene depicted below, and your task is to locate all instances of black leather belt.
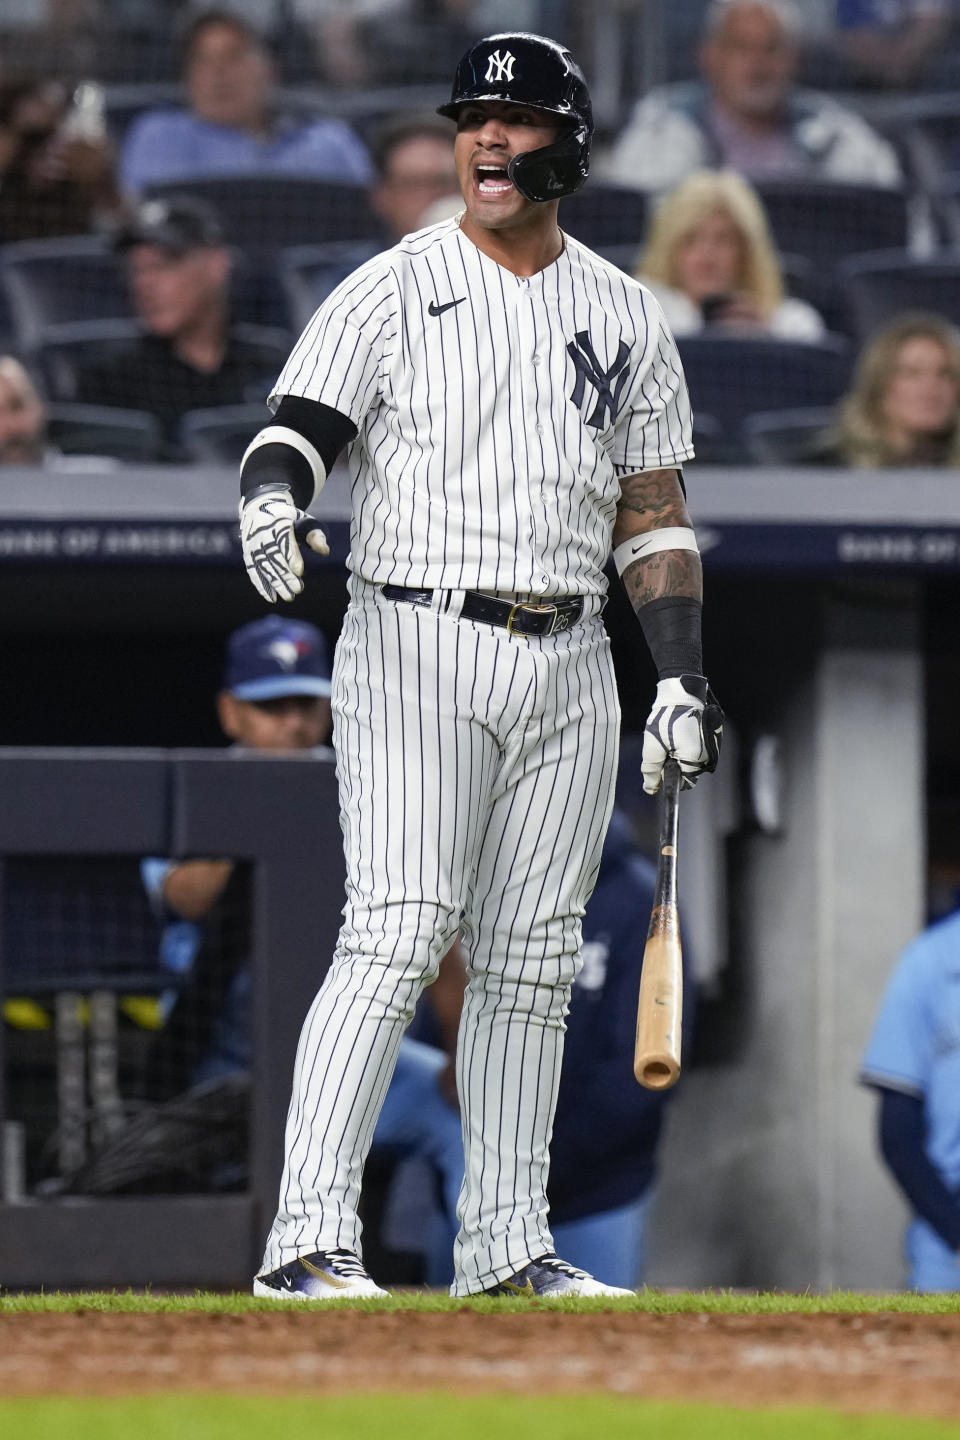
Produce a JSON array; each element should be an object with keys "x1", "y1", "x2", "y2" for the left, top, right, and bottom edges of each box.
[{"x1": 381, "y1": 585, "x2": 584, "y2": 637}]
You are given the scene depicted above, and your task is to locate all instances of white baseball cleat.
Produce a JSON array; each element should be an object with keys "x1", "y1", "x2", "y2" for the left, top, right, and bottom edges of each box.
[
  {"x1": 253, "y1": 1248, "x2": 389, "y2": 1300},
  {"x1": 481, "y1": 1253, "x2": 634, "y2": 1298}
]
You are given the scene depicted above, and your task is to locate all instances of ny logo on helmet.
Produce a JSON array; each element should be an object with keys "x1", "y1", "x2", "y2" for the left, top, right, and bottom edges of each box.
[{"x1": 484, "y1": 50, "x2": 516, "y2": 83}]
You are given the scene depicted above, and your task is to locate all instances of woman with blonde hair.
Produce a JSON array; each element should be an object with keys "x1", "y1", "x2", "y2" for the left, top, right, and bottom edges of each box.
[
  {"x1": 636, "y1": 169, "x2": 826, "y2": 343},
  {"x1": 830, "y1": 313, "x2": 960, "y2": 468}
]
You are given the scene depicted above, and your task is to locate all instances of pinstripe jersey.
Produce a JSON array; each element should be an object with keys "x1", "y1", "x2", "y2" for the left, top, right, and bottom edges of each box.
[{"x1": 270, "y1": 216, "x2": 694, "y2": 599}]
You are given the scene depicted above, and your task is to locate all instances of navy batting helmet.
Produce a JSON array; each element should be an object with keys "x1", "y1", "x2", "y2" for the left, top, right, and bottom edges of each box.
[{"x1": 437, "y1": 32, "x2": 593, "y2": 203}]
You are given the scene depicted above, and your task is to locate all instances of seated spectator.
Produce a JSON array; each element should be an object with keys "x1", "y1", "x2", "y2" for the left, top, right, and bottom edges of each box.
[
  {"x1": 826, "y1": 0, "x2": 955, "y2": 89},
  {"x1": 819, "y1": 312, "x2": 960, "y2": 465},
  {"x1": 0, "y1": 356, "x2": 47, "y2": 464},
  {"x1": 0, "y1": 73, "x2": 123, "y2": 242},
  {"x1": 636, "y1": 169, "x2": 827, "y2": 343},
  {"x1": 369, "y1": 113, "x2": 460, "y2": 243},
  {"x1": 600, "y1": 0, "x2": 902, "y2": 194},
  {"x1": 120, "y1": 8, "x2": 373, "y2": 194},
  {"x1": 547, "y1": 809, "x2": 693, "y2": 1289},
  {"x1": 75, "y1": 195, "x2": 283, "y2": 458}
]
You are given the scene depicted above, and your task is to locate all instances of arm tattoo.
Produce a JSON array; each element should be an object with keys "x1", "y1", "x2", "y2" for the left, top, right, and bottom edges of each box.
[{"x1": 614, "y1": 468, "x2": 703, "y2": 614}]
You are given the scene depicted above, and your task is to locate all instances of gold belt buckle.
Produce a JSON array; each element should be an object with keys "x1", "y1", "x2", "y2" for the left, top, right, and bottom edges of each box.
[{"x1": 507, "y1": 602, "x2": 558, "y2": 635}]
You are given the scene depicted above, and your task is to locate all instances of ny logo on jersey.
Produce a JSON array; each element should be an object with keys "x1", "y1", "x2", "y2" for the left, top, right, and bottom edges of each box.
[
  {"x1": 566, "y1": 331, "x2": 632, "y2": 429},
  {"x1": 484, "y1": 49, "x2": 516, "y2": 83}
]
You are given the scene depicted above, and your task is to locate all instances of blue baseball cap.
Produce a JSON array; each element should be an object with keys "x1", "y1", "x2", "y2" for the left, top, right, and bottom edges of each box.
[{"x1": 224, "y1": 617, "x2": 331, "y2": 701}]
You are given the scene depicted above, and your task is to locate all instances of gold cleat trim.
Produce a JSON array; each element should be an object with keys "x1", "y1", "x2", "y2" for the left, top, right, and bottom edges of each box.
[
  {"x1": 300, "y1": 1257, "x2": 353, "y2": 1290},
  {"x1": 499, "y1": 1278, "x2": 536, "y2": 1296}
]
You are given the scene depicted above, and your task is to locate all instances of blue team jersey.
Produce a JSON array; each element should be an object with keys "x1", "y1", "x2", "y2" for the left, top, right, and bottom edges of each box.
[{"x1": 860, "y1": 909, "x2": 960, "y2": 1187}]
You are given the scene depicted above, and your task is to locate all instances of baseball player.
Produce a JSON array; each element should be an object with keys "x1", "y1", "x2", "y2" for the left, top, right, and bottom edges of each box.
[
  {"x1": 238, "y1": 31, "x2": 722, "y2": 1300},
  {"x1": 860, "y1": 911, "x2": 960, "y2": 1291}
]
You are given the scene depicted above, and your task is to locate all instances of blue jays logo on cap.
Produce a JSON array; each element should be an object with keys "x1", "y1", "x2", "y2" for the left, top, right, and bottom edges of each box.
[{"x1": 225, "y1": 616, "x2": 331, "y2": 701}]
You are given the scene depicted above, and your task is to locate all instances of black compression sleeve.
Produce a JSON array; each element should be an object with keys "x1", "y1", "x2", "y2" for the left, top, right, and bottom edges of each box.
[
  {"x1": 272, "y1": 396, "x2": 357, "y2": 473},
  {"x1": 636, "y1": 595, "x2": 703, "y2": 679},
  {"x1": 239, "y1": 397, "x2": 358, "y2": 510},
  {"x1": 878, "y1": 1087, "x2": 960, "y2": 1251}
]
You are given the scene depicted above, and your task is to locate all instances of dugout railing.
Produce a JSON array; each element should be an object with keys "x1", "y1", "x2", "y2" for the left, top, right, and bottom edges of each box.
[{"x1": 0, "y1": 748, "x2": 345, "y2": 1291}]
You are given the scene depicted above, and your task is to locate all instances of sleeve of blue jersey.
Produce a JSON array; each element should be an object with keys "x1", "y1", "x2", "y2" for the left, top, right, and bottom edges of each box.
[{"x1": 860, "y1": 936, "x2": 937, "y2": 1097}]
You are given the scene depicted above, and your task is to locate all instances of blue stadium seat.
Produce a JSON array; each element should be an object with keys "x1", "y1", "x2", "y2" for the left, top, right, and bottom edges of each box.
[
  {"x1": 278, "y1": 240, "x2": 383, "y2": 331},
  {"x1": 34, "y1": 319, "x2": 146, "y2": 401},
  {"x1": 558, "y1": 184, "x2": 649, "y2": 254},
  {"x1": 0, "y1": 237, "x2": 131, "y2": 349},
  {"x1": 676, "y1": 335, "x2": 853, "y2": 463},
  {"x1": 178, "y1": 404, "x2": 272, "y2": 464},
  {"x1": 0, "y1": 235, "x2": 294, "y2": 343},
  {"x1": 753, "y1": 181, "x2": 911, "y2": 267},
  {"x1": 836, "y1": 249, "x2": 960, "y2": 342},
  {"x1": 145, "y1": 176, "x2": 383, "y2": 260},
  {"x1": 741, "y1": 406, "x2": 837, "y2": 467},
  {"x1": 46, "y1": 403, "x2": 165, "y2": 463}
]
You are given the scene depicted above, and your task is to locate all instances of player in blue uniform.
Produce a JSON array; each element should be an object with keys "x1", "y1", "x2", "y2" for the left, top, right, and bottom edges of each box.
[
  {"x1": 860, "y1": 909, "x2": 960, "y2": 1291},
  {"x1": 548, "y1": 808, "x2": 693, "y2": 1286}
]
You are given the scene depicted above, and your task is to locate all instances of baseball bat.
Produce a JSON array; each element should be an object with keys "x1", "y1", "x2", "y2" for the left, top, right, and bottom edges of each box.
[{"x1": 634, "y1": 758, "x2": 683, "y2": 1090}]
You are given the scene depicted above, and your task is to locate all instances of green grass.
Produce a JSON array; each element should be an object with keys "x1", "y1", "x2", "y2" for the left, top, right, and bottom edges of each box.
[
  {"x1": 2, "y1": 1395, "x2": 960, "y2": 1440},
  {"x1": 2, "y1": 1288, "x2": 959, "y2": 1315}
]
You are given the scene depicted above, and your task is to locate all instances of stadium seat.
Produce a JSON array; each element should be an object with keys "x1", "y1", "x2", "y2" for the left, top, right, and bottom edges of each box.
[
  {"x1": 145, "y1": 176, "x2": 383, "y2": 260},
  {"x1": 34, "y1": 319, "x2": 146, "y2": 402},
  {"x1": 741, "y1": 407, "x2": 837, "y2": 467},
  {"x1": 46, "y1": 403, "x2": 165, "y2": 463},
  {"x1": 752, "y1": 181, "x2": 911, "y2": 267},
  {"x1": 676, "y1": 335, "x2": 853, "y2": 462},
  {"x1": 34, "y1": 319, "x2": 289, "y2": 405},
  {"x1": 689, "y1": 412, "x2": 725, "y2": 464},
  {"x1": 0, "y1": 235, "x2": 294, "y2": 343},
  {"x1": 836, "y1": 249, "x2": 960, "y2": 342},
  {"x1": 278, "y1": 240, "x2": 383, "y2": 331},
  {"x1": 0, "y1": 237, "x2": 131, "y2": 348},
  {"x1": 178, "y1": 404, "x2": 272, "y2": 464},
  {"x1": 558, "y1": 184, "x2": 649, "y2": 254}
]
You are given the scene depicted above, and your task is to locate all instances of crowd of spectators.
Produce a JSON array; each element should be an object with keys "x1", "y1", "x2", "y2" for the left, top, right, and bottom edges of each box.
[
  {"x1": 0, "y1": 0, "x2": 955, "y2": 467},
  {"x1": 0, "y1": 0, "x2": 954, "y2": 468}
]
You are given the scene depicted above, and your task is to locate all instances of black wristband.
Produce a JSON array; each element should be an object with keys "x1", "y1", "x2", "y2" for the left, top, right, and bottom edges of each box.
[
  {"x1": 240, "y1": 446, "x2": 313, "y2": 509},
  {"x1": 637, "y1": 595, "x2": 703, "y2": 679}
]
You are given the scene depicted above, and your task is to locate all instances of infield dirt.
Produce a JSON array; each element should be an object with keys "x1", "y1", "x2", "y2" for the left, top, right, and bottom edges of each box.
[{"x1": 2, "y1": 1310, "x2": 959, "y2": 1419}]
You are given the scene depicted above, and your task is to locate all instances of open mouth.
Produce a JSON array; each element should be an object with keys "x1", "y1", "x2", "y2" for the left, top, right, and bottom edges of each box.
[{"x1": 475, "y1": 164, "x2": 513, "y2": 195}]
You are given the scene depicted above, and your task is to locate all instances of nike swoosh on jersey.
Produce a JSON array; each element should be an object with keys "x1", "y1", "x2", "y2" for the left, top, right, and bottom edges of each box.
[{"x1": 428, "y1": 297, "x2": 466, "y2": 317}]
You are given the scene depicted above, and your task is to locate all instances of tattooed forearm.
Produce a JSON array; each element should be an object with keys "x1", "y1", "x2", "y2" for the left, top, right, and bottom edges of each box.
[
  {"x1": 621, "y1": 547, "x2": 702, "y2": 610},
  {"x1": 613, "y1": 468, "x2": 690, "y2": 538},
  {"x1": 613, "y1": 467, "x2": 702, "y2": 614}
]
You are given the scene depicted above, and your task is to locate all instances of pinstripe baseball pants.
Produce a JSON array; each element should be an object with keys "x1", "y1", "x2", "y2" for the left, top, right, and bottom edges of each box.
[{"x1": 260, "y1": 576, "x2": 620, "y2": 1294}]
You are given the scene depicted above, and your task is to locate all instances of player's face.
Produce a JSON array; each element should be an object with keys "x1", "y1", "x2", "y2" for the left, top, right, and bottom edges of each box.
[
  {"x1": 373, "y1": 134, "x2": 460, "y2": 241},
  {"x1": 0, "y1": 371, "x2": 45, "y2": 464},
  {"x1": 127, "y1": 243, "x2": 231, "y2": 338},
  {"x1": 701, "y1": 4, "x2": 798, "y2": 120},
  {"x1": 218, "y1": 692, "x2": 333, "y2": 751},
  {"x1": 672, "y1": 207, "x2": 745, "y2": 303},
  {"x1": 883, "y1": 336, "x2": 960, "y2": 443},
  {"x1": 454, "y1": 101, "x2": 560, "y2": 232}
]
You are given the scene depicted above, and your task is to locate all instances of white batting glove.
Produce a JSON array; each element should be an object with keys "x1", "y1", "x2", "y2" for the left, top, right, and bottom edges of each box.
[
  {"x1": 642, "y1": 674, "x2": 723, "y2": 795},
  {"x1": 238, "y1": 484, "x2": 329, "y2": 604}
]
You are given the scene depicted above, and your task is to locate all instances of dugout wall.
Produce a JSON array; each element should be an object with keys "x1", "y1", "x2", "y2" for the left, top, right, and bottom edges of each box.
[{"x1": 1, "y1": 462, "x2": 957, "y2": 1290}]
